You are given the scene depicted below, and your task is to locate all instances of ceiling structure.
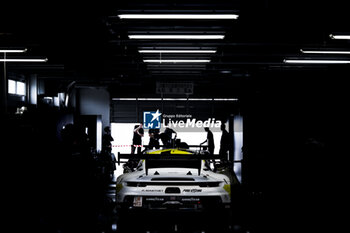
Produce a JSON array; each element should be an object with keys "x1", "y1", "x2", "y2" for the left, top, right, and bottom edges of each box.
[{"x1": 1, "y1": 0, "x2": 349, "y2": 98}]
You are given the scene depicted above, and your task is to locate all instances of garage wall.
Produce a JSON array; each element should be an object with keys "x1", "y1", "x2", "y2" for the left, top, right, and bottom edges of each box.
[
  {"x1": 78, "y1": 87, "x2": 110, "y2": 129},
  {"x1": 111, "y1": 99, "x2": 239, "y2": 123}
]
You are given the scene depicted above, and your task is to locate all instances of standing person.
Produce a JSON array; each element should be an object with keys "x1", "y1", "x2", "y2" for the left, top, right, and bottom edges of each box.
[
  {"x1": 148, "y1": 128, "x2": 160, "y2": 150},
  {"x1": 102, "y1": 126, "x2": 114, "y2": 153},
  {"x1": 101, "y1": 126, "x2": 116, "y2": 177},
  {"x1": 200, "y1": 127, "x2": 215, "y2": 155},
  {"x1": 160, "y1": 124, "x2": 177, "y2": 148},
  {"x1": 219, "y1": 123, "x2": 231, "y2": 161},
  {"x1": 131, "y1": 123, "x2": 144, "y2": 154},
  {"x1": 201, "y1": 127, "x2": 215, "y2": 169}
]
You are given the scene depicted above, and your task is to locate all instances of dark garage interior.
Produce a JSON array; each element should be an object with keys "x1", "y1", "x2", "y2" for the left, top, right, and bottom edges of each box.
[{"x1": 1, "y1": 1, "x2": 349, "y2": 232}]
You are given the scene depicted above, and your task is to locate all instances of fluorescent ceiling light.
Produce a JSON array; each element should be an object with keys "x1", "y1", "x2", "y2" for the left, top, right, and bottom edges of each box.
[
  {"x1": 144, "y1": 59, "x2": 210, "y2": 63},
  {"x1": 283, "y1": 59, "x2": 350, "y2": 64},
  {"x1": 129, "y1": 35, "x2": 224, "y2": 39},
  {"x1": 113, "y1": 98, "x2": 238, "y2": 101},
  {"x1": 0, "y1": 58, "x2": 48, "y2": 62},
  {"x1": 300, "y1": 49, "x2": 350, "y2": 54},
  {"x1": 329, "y1": 34, "x2": 350, "y2": 40},
  {"x1": 188, "y1": 98, "x2": 213, "y2": 101},
  {"x1": 112, "y1": 98, "x2": 137, "y2": 101},
  {"x1": 118, "y1": 14, "x2": 239, "y2": 19},
  {"x1": 162, "y1": 98, "x2": 188, "y2": 101},
  {"x1": 139, "y1": 50, "x2": 216, "y2": 53},
  {"x1": 138, "y1": 98, "x2": 163, "y2": 101},
  {"x1": 0, "y1": 49, "x2": 27, "y2": 53}
]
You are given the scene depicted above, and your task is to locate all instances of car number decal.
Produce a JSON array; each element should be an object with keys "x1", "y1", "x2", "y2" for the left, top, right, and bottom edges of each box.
[{"x1": 133, "y1": 196, "x2": 143, "y2": 207}]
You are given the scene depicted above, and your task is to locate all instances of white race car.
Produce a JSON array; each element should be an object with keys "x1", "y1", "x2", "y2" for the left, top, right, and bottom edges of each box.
[{"x1": 115, "y1": 147, "x2": 240, "y2": 231}]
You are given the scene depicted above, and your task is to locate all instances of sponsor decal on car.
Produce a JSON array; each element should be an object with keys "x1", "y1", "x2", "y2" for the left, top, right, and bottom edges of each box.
[
  {"x1": 133, "y1": 196, "x2": 143, "y2": 207},
  {"x1": 181, "y1": 197, "x2": 200, "y2": 202},
  {"x1": 145, "y1": 197, "x2": 165, "y2": 201},
  {"x1": 141, "y1": 189, "x2": 164, "y2": 192},
  {"x1": 183, "y1": 189, "x2": 202, "y2": 193}
]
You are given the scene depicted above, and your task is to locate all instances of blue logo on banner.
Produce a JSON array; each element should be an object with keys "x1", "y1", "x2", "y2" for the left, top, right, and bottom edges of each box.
[{"x1": 143, "y1": 109, "x2": 162, "y2": 129}]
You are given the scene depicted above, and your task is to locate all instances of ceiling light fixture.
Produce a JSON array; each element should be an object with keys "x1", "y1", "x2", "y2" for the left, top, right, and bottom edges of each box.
[
  {"x1": 143, "y1": 59, "x2": 211, "y2": 63},
  {"x1": 162, "y1": 98, "x2": 188, "y2": 101},
  {"x1": 283, "y1": 59, "x2": 350, "y2": 64},
  {"x1": 139, "y1": 50, "x2": 216, "y2": 53},
  {"x1": 129, "y1": 35, "x2": 225, "y2": 39},
  {"x1": 0, "y1": 58, "x2": 48, "y2": 62},
  {"x1": 113, "y1": 98, "x2": 238, "y2": 101},
  {"x1": 118, "y1": 14, "x2": 239, "y2": 19},
  {"x1": 300, "y1": 49, "x2": 350, "y2": 54},
  {"x1": 188, "y1": 98, "x2": 213, "y2": 101},
  {"x1": 329, "y1": 34, "x2": 350, "y2": 40},
  {"x1": 0, "y1": 49, "x2": 27, "y2": 53},
  {"x1": 112, "y1": 98, "x2": 137, "y2": 101}
]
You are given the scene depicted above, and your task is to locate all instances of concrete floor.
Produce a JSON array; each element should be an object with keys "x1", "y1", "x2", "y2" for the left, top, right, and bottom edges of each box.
[{"x1": 14, "y1": 167, "x2": 254, "y2": 233}]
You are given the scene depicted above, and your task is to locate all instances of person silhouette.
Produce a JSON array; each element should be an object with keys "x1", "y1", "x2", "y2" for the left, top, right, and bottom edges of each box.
[
  {"x1": 131, "y1": 123, "x2": 144, "y2": 154},
  {"x1": 101, "y1": 126, "x2": 116, "y2": 177},
  {"x1": 102, "y1": 126, "x2": 114, "y2": 153},
  {"x1": 219, "y1": 123, "x2": 231, "y2": 161},
  {"x1": 148, "y1": 128, "x2": 160, "y2": 150},
  {"x1": 201, "y1": 127, "x2": 216, "y2": 170},
  {"x1": 200, "y1": 127, "x2": 215, "y2": 155},
  {"x1": 160, "y1": 124, "x2": 177, "y2": 148}
]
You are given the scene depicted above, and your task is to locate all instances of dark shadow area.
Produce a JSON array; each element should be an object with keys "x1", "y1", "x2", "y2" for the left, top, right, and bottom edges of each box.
[{"x1": 1, "y1": 107, "x2": 116, "y2": 233}]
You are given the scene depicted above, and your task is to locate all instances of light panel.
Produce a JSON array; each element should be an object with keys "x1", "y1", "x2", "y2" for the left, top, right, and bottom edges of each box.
[
  {"x1": 300, "y1": 49, "x2": 350, "y2": 54},
  {"x1": 0, "y1": 58, "x2": 48, "y2": 62},
  {"x1": 139, "y1": 50, "x2": 216, "y2": 53},
  {"x1": 16, "y1": 81, "x2": 26, "y2": 95},
  {"x1": 129, "y1": 35, "x2": 225, "y2": 39},
  {"x1": 118, "y1": 14, "x2": 239, "y2": 19},
  {"x1": 284, "y1": 59, "x2": 350, "y2": 64},
  {"x1": 143, "y1": 59, "x2": 211, "y2": 63},
  {"x1": 8, "y1": 80, "x2": 16, "y2": 94},
  {"x1": 188, "y1": 98, "x2": 214, "y2": 101},
  {"x1": 113, "y1": 97, "x2": 238, "y2": 101},
  {"x1": 329, "y1": 34, "x2": 350, "y2": 40},
  {"x1": 0, "y1": 49, "x2": 27, "y2": 53}
]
